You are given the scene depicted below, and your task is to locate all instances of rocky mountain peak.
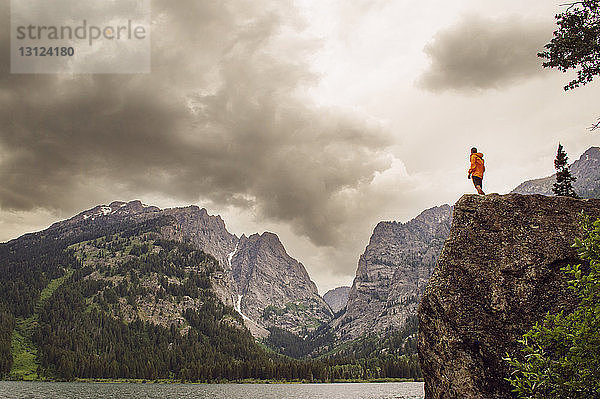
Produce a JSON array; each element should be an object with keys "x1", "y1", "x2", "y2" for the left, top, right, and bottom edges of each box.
[
  {"x1": 160, "y1": 205, "x2": 237, "y2": 268},
  {"x1": 258, "y1": 231, "x2": 283, "y2": 243},
  {"x1": 418, "y1": 193, "x2": 600, "y2": 399},
  {"x1": 137, "y1": 204, "x2": 332, "y2": 336},
  {"x1": 580, "y1": 145, "x2": 600, "y2": 159},
  {"x1": 323, "y1": 286, "x2": 351, "y2": 313},
  {"x1": 47, "y1": 200, "x2": 161, "y2": 232},
  {"x1": 251, "y1": 232, "x2": 293, "y2": 258},
  {"x1": 331, "y1": 204, "x2": 452, "y2": 341},
  {"x1": 571, "y1": 146, "x2": 600, "y2": 179},
  {"x1": 232, "y1": 231, "x2": 332, "y2": 335},
  {"x1": 108, "y1": 200, "x2": 126, "y2": 208},
  {"x1": 411, "y1": 204, "x2": 453, "y2": 228},
  {"x1": 28, "y1": 199, "x2": 332, "y2": 339}
]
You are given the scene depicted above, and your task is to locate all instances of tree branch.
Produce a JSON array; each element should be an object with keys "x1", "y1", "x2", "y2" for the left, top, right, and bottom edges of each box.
[{"x1": 559, "y1": 1, "x2": 589, "y2": 11}]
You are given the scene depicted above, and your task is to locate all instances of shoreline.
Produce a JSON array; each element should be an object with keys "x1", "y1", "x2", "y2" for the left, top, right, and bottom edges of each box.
[{"x1": 2, "y1": 377, "x2": 423, "y2": 385}]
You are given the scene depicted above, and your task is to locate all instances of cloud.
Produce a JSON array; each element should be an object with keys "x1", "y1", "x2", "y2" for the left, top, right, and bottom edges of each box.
[
  {"x1": 418, "y1": 15, "x2": 553, "y2": 92},
  {"x1": 0, "y1": 0, "x2": 394, "y2": 247}
]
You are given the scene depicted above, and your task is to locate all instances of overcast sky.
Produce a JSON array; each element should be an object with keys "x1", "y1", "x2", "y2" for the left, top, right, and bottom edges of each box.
[{"x1": 1, "y1": 0, "x2": 598, "y2": 293}]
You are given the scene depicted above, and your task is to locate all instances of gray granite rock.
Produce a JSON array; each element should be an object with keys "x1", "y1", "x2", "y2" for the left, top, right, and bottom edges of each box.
[
  {"x1": 323, "y1": 286, "x2": 350, "y2": 313},
  {"x1": 233, "y1": 232, "x2": 332, "y2": 335},
  {"x1": 331, "y1": 204, "x2": 452, "y2": 341},
  {"x1": 418, "y1": 193, "x2": 600, "y2": 399}
]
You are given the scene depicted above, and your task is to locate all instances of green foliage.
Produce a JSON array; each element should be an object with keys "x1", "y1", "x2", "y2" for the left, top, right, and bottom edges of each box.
[
  {"x1": 327, "y1": 315, "x2": 419, "y2": 359},
  {"x1": 36, "y1": 269, "x2": 74, "y2": 313},
  {"x1": 553, "y1": 143, "x2": 579, "y2": 198},
  {"x1": 539, "y1": 1, "x2": 600, "y2": 91},
  {"x1": 0, "y1": 215, "x2": 173, "y2": 319},
  {"x1": 9, "y1": 328, "x2": 38, "y2": 380},
  {"x1": 262, "y1": 305, "x2": 285, "y2": 318},
  {"x1": 128, "y1": 242, "x2": 151, "y2": 257},
  {"x1": 0, "y1": 307, "x2": 15, "y2": 376},
  {"x1": 262, "y1": 302, "x2": 308, "y2": 320},
  {"x1": 264, "y1": 314, "x2": 421, "y2": 380},
  {"x1": 0, "y1": 241, "x2": 80, "y2": 318},
  {"x1": 31, "y1": 239, "x2": 270, "y2": 381},
  {"x1": 265, "y1": 325, "x2": 336, "y2": 359},
  {"x1": 9, "y1": 269, "x2": 74, "y2": 380},
  {"x1": 505, "y1": 215, "x2": 600, "y2": 398}
]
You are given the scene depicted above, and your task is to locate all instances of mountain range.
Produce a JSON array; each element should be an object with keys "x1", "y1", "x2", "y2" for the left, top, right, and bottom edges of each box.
[
  {"x1": 2, "y1": 200, "x2": 415, "y2": 381},
  {"x1": 45, "y1": 200, "x2": 332, "y2": 338},
  {"x1": 1, "y1": 146, "x2": 599, "y2": 380}
]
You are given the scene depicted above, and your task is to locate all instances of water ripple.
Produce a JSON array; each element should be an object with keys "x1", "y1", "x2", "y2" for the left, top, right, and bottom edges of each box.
[{"x1": 0, "y1": 381, "x2": 424, "y2": 399}]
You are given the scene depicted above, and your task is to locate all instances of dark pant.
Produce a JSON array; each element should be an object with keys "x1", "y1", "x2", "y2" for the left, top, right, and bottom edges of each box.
[{"x1": 472, "y1": 176, "x2": 483, "y2": 188}]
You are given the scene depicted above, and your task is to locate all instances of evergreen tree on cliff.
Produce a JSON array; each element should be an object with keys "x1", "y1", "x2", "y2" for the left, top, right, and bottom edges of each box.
[{"x1": 552, "y1": 144, "x2": 578, "y2": 198}]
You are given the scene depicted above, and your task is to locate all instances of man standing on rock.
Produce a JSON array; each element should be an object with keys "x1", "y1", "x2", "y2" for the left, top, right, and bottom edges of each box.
[{"x1": 468, "y1": 147, "x2": 485, "y2": 195}]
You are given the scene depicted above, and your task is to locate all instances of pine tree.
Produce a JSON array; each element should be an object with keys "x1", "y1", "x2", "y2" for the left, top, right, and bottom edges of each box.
[{"x1": 552, "y1": 143, "x2": 578, "y2": 198}]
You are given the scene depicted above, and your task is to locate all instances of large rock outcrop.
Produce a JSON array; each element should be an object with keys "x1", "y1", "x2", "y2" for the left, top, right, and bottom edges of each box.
[{"x1": 418, "y1": 194, "x2": 600, "y2": 399}]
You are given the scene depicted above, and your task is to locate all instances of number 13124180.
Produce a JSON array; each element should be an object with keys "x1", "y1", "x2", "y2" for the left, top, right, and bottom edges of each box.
[{"x1": 18, "y1": 46, "x2": 75, "y2": 56}]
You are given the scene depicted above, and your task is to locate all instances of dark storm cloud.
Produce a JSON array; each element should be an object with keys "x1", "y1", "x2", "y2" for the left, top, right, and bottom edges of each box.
[
  {"x1": 0, "y1": 0, "x2": 392, "y2": 246},
  {"x1": 418, "y1": 15, "x2": 553, "y2": 92}
]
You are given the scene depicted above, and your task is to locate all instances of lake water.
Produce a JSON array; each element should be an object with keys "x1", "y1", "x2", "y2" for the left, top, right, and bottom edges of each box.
[{"x1": 0, "y1": 381, "x2": 424, "y2": 399}]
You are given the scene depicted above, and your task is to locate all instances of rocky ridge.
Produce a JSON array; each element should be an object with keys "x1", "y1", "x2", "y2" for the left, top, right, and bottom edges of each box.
[
  {"x1": 512, "y1": 146, "x2": 600, "y2": 198},
  {"x1": 26, "y1": 200, "x2": 331, "y2": 338},
  {"x1": 418, "y1": 194, "x2": 600, "y2": 399},
  {"x1": 231, "y1": 232, "x2": 332, "y2": 335},
  {"x1": 330, "y1": 204, "x2": 452, "y2": 341}
]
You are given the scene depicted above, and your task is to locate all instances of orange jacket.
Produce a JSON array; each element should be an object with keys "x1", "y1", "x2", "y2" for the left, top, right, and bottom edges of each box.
[{"x1": 468, "y1": 153, "x2": 485, "y2": 178}]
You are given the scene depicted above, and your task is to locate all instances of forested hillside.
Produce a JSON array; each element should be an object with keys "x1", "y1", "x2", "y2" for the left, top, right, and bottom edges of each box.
[{"x1": 0, "y1": 214, "x2": 420, "y2": 382}]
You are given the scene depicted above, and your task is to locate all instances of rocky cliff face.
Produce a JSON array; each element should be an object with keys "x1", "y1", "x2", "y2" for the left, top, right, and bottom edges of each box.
[
  {"x1": 160, "y1": 206, "x2": 238, "y2": 271},
  {"x1": 323, "y1": 286, "x2": 350, "y2": 313},
  {"x1": 418, "y1": 194, "x2": 600, "y2": 399},
  {"x1": 157, "y1": 205, "x2": 239, "y2": 311},
  {"x1": 34, "y1": 200, "x2": 330, "y2": 338},
  {"x1": 231, "y1": 232, "x2": 332, "y2": 335},
  {"x1": 512, "y1": 146, "x2": 600, "y2": 198},
  {"x1": 331, "y1": 205, "x2": 452, "y2": 341}
]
